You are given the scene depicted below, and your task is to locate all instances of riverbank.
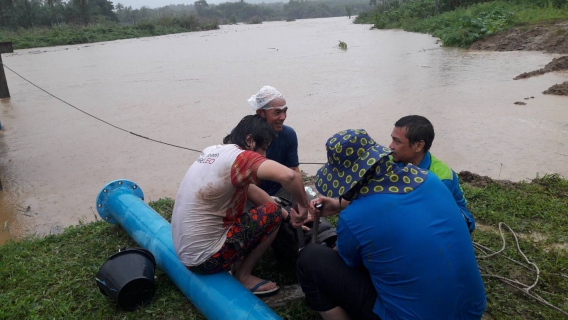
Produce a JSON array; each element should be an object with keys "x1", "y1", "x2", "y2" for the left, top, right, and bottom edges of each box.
[
  {"x1": 0, "y1": 16, "x2": 219, "y2": 50},
  {"x1": 356, "y1": 1, "x2": 568, "y2": 48},
  {"x1": 1, "y1": 173, "x2": 567, "y2": 319},
  {"x1": 473, "y1": 21, "x2": 568, "y2": 95},
  {"x1": 512, "y1": 55, "x2": 568, "y2": 95},
  {"x1": 0, "y1": 0, "x2": 371, "y2": 51},
  {"x1": 355, "y1": 0, "x2": 568, "y2": 95},
  {"x1": 470, "y1": 21, "x2": 568, "y2": 54}
]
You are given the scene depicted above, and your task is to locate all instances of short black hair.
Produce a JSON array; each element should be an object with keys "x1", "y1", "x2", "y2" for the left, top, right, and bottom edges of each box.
[
  {"x1": 394, "y1": 115, "x2": 435, "y2": 152},
  {"x1": 223, "y1": 114, "x2": 276, "y2": 151}
]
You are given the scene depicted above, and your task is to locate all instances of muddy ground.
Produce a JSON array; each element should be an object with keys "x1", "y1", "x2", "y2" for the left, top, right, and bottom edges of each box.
[
  {"x1": 513, "y1": 56, "x2": 568, "y2": 79},
  {"x1": 470, "y1": 22, "x2": 568, "y2": 53},
  {"x1": 514, "y1": 56, "x2": 568, "y2": 95},
  {"x1": 470, "y1": 22, "x2": 568, "y2": 96},
  {"x1": 458, "y1": 171, "x2": 517, "y2": 188}
]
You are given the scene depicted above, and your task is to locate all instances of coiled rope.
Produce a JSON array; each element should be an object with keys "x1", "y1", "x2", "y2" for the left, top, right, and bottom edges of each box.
[{"x1": 474, "y1": 222, "x2": 568, "y2": 317}]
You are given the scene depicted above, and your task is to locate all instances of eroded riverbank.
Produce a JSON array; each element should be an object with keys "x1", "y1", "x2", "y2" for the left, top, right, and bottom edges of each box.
[{"x1": 470, "y1": 21, "x2": 568, "y2": 95}]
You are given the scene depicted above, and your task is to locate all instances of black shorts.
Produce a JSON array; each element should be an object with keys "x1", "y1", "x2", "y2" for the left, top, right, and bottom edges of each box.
[{"x1": 296, "y1": 243, "x2": 381, "y2": 320}]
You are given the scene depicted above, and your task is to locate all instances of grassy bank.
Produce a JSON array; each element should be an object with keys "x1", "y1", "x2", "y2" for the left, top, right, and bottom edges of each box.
[
  {"x1": 0, "y1": 16, "x2": 219, "y2": 50},
  {"x1": 355, "y1": 0, "x2": 568, "y2": 47},
  {"x1": 1, "y1": 174, "x2": 567, "y2": 319}
]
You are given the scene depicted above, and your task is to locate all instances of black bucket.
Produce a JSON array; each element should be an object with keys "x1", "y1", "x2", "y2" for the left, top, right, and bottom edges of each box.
[{"x1": 96, "y1": 247, "x2": 156, "y2": 311}]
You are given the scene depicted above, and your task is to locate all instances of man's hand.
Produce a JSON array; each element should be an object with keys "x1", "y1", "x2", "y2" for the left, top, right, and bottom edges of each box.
[
  {"x1": 309, "y1": 196, "x2": 342, "y2": 217},
  {"x1": 290, "y1": 203, "x2": 309, "y2": 227}
]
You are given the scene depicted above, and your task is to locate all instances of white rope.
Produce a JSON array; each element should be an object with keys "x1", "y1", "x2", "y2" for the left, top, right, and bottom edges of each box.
[
  {"x1": 474, "y1": 242, "x2": 534, "y2": 271},
  {"x1": 474, "y1": 222, "x2": 568, "y2": 317}
]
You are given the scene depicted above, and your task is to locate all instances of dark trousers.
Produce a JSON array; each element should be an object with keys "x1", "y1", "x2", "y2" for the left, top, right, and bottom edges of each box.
[{"x1": 296, "y1": 244, "x2": 381, "y2": 320}]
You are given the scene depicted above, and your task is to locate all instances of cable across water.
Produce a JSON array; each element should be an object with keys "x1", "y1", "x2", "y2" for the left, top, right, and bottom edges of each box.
[{"x1": 0, "y1": 61, "x2": 326, "y2": 165}]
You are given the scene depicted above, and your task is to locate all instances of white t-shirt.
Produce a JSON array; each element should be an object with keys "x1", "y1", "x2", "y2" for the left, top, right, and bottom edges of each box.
[{"x1": 171, "y1": 144, "x2": 267, "y2": 267}]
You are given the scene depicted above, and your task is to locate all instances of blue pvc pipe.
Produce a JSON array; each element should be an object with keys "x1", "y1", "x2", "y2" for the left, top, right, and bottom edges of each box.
[{"x1": 96, "y1": 179, "x2": 281, "y2": 320}]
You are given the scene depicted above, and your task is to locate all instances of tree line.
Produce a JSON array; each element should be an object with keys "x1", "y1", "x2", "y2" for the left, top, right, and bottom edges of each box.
[
  {"x1": 366, "y1": 0, "x2": 567, "y2": 16},
  {"x1": 0, "y1": 0, "x2": 117, "y2": 29},
  {"x1": 1, "y1": 0, "x2": 371, "y2": 31},
  {"x1": 115, "y1": 0, "x2": 370, "y2": 25}
]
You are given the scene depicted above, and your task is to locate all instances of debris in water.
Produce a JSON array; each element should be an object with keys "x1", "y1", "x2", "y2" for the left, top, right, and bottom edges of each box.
[{"x1": 514, "y1": 101, "x2": 527, "y2": 105}]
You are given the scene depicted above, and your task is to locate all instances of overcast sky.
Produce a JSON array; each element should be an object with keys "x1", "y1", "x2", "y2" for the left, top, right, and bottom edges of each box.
[{"x1": 114, "y1": 0, "x2": 226, "y2": 9}]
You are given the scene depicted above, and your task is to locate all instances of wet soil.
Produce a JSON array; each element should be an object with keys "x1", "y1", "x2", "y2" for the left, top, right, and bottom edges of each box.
[
  {"x1": 542, "y1": 81, "x2": 568, "y2": 95},
  {"x1": 513, "y1": 56, "x2": 568, "y2": 79},
  {"x1": 470, "y1": 22, "x2": 568, "y2": 54},
  {"x1": 458, "y1": 171, "x2": 567, "y2": 192},
  {"x1": 470, "y1": 22, "x2": 568, "y2": 96},
  {"x1": 458, "y1": 171, "x2": 517, "y2": 188},
  {"x1": 513, "y1": 56, "x2": 568, "y2": 96}
]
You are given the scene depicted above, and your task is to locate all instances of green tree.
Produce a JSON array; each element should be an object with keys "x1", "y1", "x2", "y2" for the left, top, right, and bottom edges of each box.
[
  {"x1": 23, "y1": 0, "x2": 33, "y2": 27},
  {"x1": 5, "y1": 0, "x2": 18, "y2": 28},
  {"x1": 551, "y1": 0, "x2": 567, "y2": 8},
  {"x1": 194, "y1": 0, "x2": 208, "y2": 16},
  {"x1": 46, "y1": 0, "x2": 58, "y2": 25}
]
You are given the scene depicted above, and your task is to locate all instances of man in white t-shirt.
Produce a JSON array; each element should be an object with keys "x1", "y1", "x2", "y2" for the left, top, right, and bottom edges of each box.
[{"x1": 172, "y1": 115, "x2": 309, "y2": 297}]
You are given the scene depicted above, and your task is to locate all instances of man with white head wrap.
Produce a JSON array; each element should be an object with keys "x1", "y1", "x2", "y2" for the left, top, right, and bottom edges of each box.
[
  {"x1": 247, "y1": 87, "x2": 338, "y2": 261},
  {"x1": 248, "y1": 86, "x2": 300, "y2": 198}
]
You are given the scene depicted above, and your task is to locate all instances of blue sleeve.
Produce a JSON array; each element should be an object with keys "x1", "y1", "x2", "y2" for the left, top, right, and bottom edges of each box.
[
  {"x1": 336, "y1": 216, "x2": 362, "y2": 268},
  {"x1": 443, "y1": 171, "x2": 475, "y2": 232},
  {"x1": 284, "y1": 128, "x2": 299, "y2": 168}
]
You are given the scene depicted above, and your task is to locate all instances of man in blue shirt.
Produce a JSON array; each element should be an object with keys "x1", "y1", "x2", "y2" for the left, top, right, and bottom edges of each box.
[
  {"x1": 248, "y1": 86, "x2": 300, "y2": 197},
  {"x1": 389, "y1": 115, "x2": 476, "y2": 233},
  {"x1": 296, "y1": 129, "x2": 486, "y2": 320}
]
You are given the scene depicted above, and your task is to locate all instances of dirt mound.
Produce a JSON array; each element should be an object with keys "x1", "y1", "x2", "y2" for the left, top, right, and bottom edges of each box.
[
  {"x1": 513, "y1": 56, "x2": 568, "y2": 95},
  {"x1": 470, "y1": 22, "x2": 568, "y2": 54},
  {"x1": 514, "y1": 56, "x2": 568, "y2": 79},
  {"x1": 543, "y1": 81, "x2": 568, "y2": 95},
  {"x1": 459, "y1": 171, "x2": 493, "y2": 187},
  {"x1": 458, "y1": 171, "x2": 516, "y2": 188}
]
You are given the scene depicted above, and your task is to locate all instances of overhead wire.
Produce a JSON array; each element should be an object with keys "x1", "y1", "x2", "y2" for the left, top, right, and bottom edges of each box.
[
  {"x1": 1, "y1": 61, "x2": 204, "y2": 152},
  {"x1": 1, "y1": 61, "x2": 326, "y2": 165}
]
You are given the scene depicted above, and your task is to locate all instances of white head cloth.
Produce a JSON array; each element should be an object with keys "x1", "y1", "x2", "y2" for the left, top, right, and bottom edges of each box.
[{"x1": 247, "y1": 86, "x2": 286, "y2": 111}]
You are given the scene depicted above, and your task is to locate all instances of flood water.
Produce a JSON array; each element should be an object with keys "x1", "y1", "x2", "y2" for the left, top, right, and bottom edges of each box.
[{"x1": 1, "y1": 17, "x2": 567, "y2": 244}]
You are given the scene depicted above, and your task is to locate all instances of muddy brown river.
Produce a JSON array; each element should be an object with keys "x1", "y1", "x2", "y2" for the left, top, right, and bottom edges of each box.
[{"x1": 1, "y1": 17, "x2": 567, "y2": 244}]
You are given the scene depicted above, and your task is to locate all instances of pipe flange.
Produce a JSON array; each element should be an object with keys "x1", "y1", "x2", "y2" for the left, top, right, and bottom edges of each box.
[{"x1": 96, "y1": 179, "x2": 144, "y2": 224}]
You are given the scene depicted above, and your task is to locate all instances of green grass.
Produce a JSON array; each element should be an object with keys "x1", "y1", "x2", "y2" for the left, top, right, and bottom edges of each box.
[
  {"x1": 1, "y1": 174, "x2": 567, "y2": 319},
  {"x1": 472, "y1": 228, "x2": 568, "y2": 318},
  {"x1": 0, "y1": 16, "x2": 219, "y2": 50},
  {"x1": 514, "y1": 5, "x2": 568, "y2": 24},
  {"x1": 463, "y1": 174, "x2": 568, "y2": 243},
  {"x1": 462, "y1": 173, "x2": 568, "y2": 318}
]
